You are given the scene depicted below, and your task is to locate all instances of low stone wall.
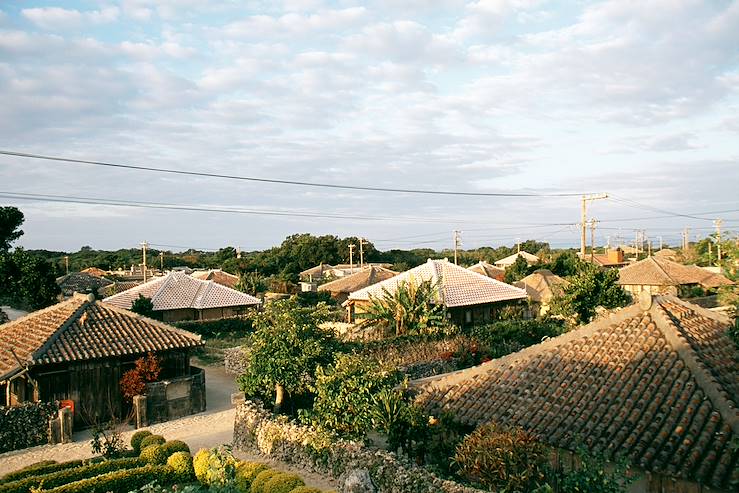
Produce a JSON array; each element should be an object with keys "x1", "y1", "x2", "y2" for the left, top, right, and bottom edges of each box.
[
  {"x1": 142, "y1": 366, "x2": 206, "y2": 425},
  {"x1": 233, "y1": 400, "x2": 485, "y2": 493},
  {"x1": 224, "y1": 346, "x2": 248, "y2": 375}
]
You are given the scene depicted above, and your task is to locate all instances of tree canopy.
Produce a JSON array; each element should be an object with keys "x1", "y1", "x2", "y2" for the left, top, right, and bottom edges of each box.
[
  {"x1": 550, "y1": 262, "x2": 631, "y2": 324},
  {"x1": 0, "y1": 206, "x2": 24, "y2": 252}
]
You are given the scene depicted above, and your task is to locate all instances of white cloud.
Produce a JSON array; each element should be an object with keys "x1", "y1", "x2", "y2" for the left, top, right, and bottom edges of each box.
[{"x1": 21, "y1": 6, "x2": 119, "y2": 30}]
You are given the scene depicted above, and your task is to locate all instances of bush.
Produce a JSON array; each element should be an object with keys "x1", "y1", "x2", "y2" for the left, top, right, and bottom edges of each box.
[
  {"x1": 140, "y1": 434, "x2": 166, "y2": 450},
  {"x1": 453, "y1": 422, "x2": 549, "y2": 492},
  {"x1": 120, "y1": 353, "x2": 162, "y2": 402},
  {"x1": 131, "y1": 430, "x2": 153, "y2": 454},
  {"x1": 193, "y1": 449, "x2": 210, "y2": 484},
  {"x1": 0, "y1": 457, "x2": 143, "y2": 493},
  {"x1": 235, "y1": 462, "x2": 269, "y2": 492},
  {"x1": 289, "y1": 488, "x2": 322, "y2": 493},
  {"x1": 264, "y1": 473, "x2": 305, "y2": 493},
  {"x1": 42, "y1": 465, "x2": 177, "y2": 493},
  {"x1": 167, "y1": 452, "x2": 195, "y2": 481},
  {"x1": 140, "y1": 445, "x2": 168, "y2": 465},
  {"x1": 250, "y1": 470, "x2": 279, "y2": 493},
  {"x1": 174, "y1": 317, "x2": 254, "y2": 338},
  {"x1": 0, "y1": 402, "x2": 58, "y2": 453},
  {"x1": 0, "y1": 459, "x2": 110, "y2": 484},
  {"x1": 161, "y1": 440, "x2": 191, "y2": 457},
  {"x1": 557, "y1": 449, "x2": 632, "y2": 493},
  {"x1": 193, "y1": 447, "x2": 237, "y2": 487}
]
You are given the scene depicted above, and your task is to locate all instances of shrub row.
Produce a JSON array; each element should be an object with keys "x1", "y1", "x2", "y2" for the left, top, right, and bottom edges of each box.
[
  {"x1": 0, "y1": 457, "x2": 144, "y2": 493},
  {"x1": 174, "y1": 317, "x2": 253, "y2": 337},
  {"x1": 42, "y1": 464, "x2": 177, "y2": 493},
  {"x1": 0, "y1": 402, "x2": 58, "y2": 453},
  {"x1": 0, "y1": 458, "x2": 105, "y2": 484}
]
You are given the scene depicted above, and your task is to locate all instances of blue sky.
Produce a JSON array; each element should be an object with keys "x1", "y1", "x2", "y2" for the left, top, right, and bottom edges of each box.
[{"x1": 0, "y1": 0, "x2": 738, "y2": 253}]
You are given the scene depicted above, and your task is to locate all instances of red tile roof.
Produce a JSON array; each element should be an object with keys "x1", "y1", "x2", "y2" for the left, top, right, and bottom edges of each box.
[
  {"x1": 619, "y1": 257, "x2": 734, "y2": 289},
  {"x1": 318, "y1": 266, "x2": 397, "y2": 294},
  {"x1": 191, "y1": 269, "x2": 240, "y2": 289},
  {"x1": 467, "y1": 261, "x2": 505, "y2": 280},
  {"x1": 411, "y1": 296, "x2": 739, "y2": 489},
  {"x1": 513, "y1": 269, "x2": 568, "y2": 303},
  {"x1": 0, "y1": 294, "x2": 203, "y2": 380}
]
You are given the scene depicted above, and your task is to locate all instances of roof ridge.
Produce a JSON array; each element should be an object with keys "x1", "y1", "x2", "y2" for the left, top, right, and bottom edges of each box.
[
  {"x1": 146, "y1": 273, "x2": 171, "y2": 305},
  {"x1": 99, "y1": 300, "x2": 202, "y2": 342},
  {"x1": 648, "y1": 256, "x2": 677, "y2": 285},
  {"x1": 650, "y1": 297, "x2": 739, "y2": 435},
  {"x1": 0, "y1": 296, "x2": 80, "y2": 331},
  {"x1": 29, "y1": 297, "x2": 90, "y2": 368}
]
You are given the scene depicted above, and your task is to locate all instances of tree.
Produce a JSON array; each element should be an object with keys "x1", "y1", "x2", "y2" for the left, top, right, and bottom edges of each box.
[
  {"x1": 0, "y1": 248, "x2": 60, "y2": 310},
  {"x1": 504, "y1": 255, "x2": 531, "y2": 283},
  {"x1": 237, "y1": 298, "x2": 337, "y2": 413},
  {"x1": 131, "y1": 295, "x2": 156, "y2": 318},
  {"x1": 0, "y1": 207, "x2": 24, "y2": 252},
  {"x1": 235, "y1": 271, "x2": 266, "y2": 296},
  {"x1": 358, "y1": 278, "x2": 446, "y2": 336},
  {"x1": 550, "y1": 263, "x2": 631, "y2": 324},
  {"x1": 549, "y1": 250, "x2": 581, "y2": 277}
]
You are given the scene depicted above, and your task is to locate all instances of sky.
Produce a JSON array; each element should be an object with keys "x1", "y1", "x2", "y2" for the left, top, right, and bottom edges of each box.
[{"x1": 0, "y1": 0, "x2": 738, "y2": 253}]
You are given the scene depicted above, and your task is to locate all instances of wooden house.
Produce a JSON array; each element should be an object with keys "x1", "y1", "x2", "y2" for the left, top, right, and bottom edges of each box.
[
  {"x1": 318, "y1": 265, "x2": 397, "y2": 304},
  {"x1": 0, "y1": 294, "x2": 204, "y2": 428},
  {"x1": 618, "y1": 256, "x2": 733, "y2": 297}
]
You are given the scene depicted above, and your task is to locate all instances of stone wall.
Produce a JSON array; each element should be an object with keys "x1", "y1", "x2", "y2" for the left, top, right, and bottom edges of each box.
[
  {"x1": 233, "y1": 400, "x2": 485, "y2": 493},
  {"x1": 142, "y1": 366, "x2": 206, "y2": 425}
]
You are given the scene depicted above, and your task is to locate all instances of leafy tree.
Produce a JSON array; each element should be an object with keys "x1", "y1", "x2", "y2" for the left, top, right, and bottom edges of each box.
[
  {"x1": 548, "y1": 250, "x2": 581, "y2": 277},
  {"x1": 504, "y1": 255, "x2": 531, "y2": 283},
  {"x1": 0, "y1": 248, "x2": 60, "y2": 310},
  {"x1": 550, "y1": 263, "x2": 631, "y2": 324},
  {"x1": 237, "y1": 298, "x2": 337, "y2": 413},
  {"x1": 131, "y1": 295, "x2": 156, "y2": 318},
  {"x1": 0, "y1": 206, "x2": 24, "y2": 252},
  {"x1": 235, "y1": 271, "x2": 266, "y2": 296},
  {"x1": 359, "y1": 278, "x2": 446, "y2": 336}
]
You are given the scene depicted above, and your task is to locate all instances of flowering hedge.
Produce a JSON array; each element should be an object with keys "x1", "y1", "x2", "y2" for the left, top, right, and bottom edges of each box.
[{"x1": 0, "y1": 402, "x2": 58, "y2": 453}]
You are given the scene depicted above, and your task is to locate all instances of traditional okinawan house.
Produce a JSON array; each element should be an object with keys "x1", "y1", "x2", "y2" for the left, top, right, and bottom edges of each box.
[
  {"x1": 0, "y1": 294, "x2": 204, "y2": 428},
  {"x1": 513, "y1": 269, "x2": 569, "y2": 316},
  {"x1": 80, "y1": 267, "x2": 109, "y2": 278},
  {"x1": 618, "y1": 256, "x2": 733, "y2": 298},
  {"x1": 300, "y1": 262, "x2": 394, "y2": 292},
  {"x1": 411, "y1": 295, "x2": 739, "y2": 493},
  {"x1": 493, "y1": 251, "x2": 540, "y2": 269},
  {"x1": 654, "y1": 248, "x2": 679, "y2": 261},
  {"x1": 100, "y1": 280, "x2": 142, "y2": 298},
  {"x1": 56, "y1": 272, "x2": 114, "y2": 299},
  {"x1": 344, "y1": 258, "x2": 527, "y2": 327},
  {"x1": 317, "y1": 265, "x2": 398, "y2": 304},
  {"x1": 467, "y1": 261, "x2": 506, "y2": 281},
  {"x1": 103, "y1": 271, "x2": 261, "y2": 322},
  {"x1": 191, "y1": 269, "x2": 240, "y2": 289}
]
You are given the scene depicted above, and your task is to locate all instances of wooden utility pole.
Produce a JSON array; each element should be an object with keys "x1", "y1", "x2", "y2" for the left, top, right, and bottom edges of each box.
[
  {"x1": 159, "y1": 252, "x2": 164, "y2": 271},
  {"x1": 658, "y1": 236, "x2": 663, "y2": 251},
  {"x1": 64, "y1": 256, "x2": 69, "y2": 275},
  {"x1": 714, "y1": 219, "x2": 723, "y2": 263},
  {"x1": 589, "y1": 219, "x2": 597, "y2": 262},
  {"x1": 453, "y1": 230, "x2": 462, "y2": 265},
  {"x1": 359, "y1": 238, "x2": 366, "y2": 269},
  {"x1": 580, "y1": 194, "x2": 608, "y2": 256},
  {"x1": 141, "y1": 241, "x2": 148, "y2": 282},
  {"x1": 348, "y1": 244, "x2": 355, "y2": 274},
  {"x1": 648, "y1": 241, "x2": 652, "y2": 257}
]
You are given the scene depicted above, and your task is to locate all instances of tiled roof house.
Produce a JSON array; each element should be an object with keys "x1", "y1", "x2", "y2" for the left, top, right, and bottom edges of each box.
[
  {"x1": 104, "y1": 271, "x2": 260, "y2": 322},
  {"x1": 191, "y1": 269, "x2": 240, "y2": 289},
  {"x1": 345, "y1": 259, "x2": 527, "y2": 327},
  {"x1": 514, "y1": 269, "x2": 568, "y2": 316},
  {"x1": 494, "y1": 251, "x2": 540, "y2": 269},
  {"x1": 467, "y1": 261, "x2": 506, "y2": 281},
  {"x1": 618, "y1": 257, "x2": 733, "y2": 297},
  {"x1": 318, "y1": 265, "x2": 398, "y2": 303},
  {"x1": 56, "y1": 272, "x2": 113, "y2": 298},
  {"x1": 0, "y1": 294, "x2": 204, "y2": 427},
  {"x1": 411, "y1": 296, "x2": 739, "y2": 492},
  {"x1": 81, "y1": 267, "x2": 109, "y2": 278}
]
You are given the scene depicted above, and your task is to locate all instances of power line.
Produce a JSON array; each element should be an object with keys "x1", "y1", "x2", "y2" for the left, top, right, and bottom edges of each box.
[{"x1": 0, "y1": 150, "x2": 591, "y2": 197}]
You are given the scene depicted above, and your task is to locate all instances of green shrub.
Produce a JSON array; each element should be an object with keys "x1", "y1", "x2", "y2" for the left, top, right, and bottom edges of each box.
[
  {"x1": 131, "y1": 430, "x2": 153, "y2": 454},
  {"x1": 235, "y1": 462, "x2": 269, "y2": 492},
  {"x1": 289, "y1": 488, "x2": 322, "y2": 493},
  {"x1": 140, "y1": 445, "x2": 168, "y2": 465},
  {"x1": 0, "y1": 459, "x2": 108, "y2": 484},
  {"x1": 0, "y1": 457, "x2": 143, "y2": 493},
  {"x1": 193, "y1": 446, "x2": 237, "y2": 487},
  {"x1": 167, "y1": 452, "x2": 194, "y2": 481},
  {"x1": 264, "y1": 473, "x2": 305, "y2": 493},
  {"x1": 174, "y1": 317, "x2": 253, "y2": 338},
  {"x1": 557, "y1": 449, "x2": 633, "y2": 493},
  {"x1": 161, "y1": 440, "x2": 190, "y2": 457},
  {"x1": 140, "y1": 434, "x2": 166, "y2": 449},
  {"x1": 193, "y1": 449, "x2": 210, "y2": 484},
  {"x1": 250, "y1": 470, "x2": 278, "y2": 493},
  {"x1": 453, "y1": 422, "x2": 549, "y2": 492},
  {"x1": 42, "y1": 464, "x2": 177, "y2": 493},
  {"x1": 0, "y1": 402, "x2": 59, "y2": 453}
]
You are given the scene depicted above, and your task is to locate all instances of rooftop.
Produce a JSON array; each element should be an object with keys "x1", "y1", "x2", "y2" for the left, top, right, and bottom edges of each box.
[
  {"x1": 56, "y1": 272, "x2": 113, "y2": 296},
  {"x1": 318, "y1": 265, "x2": 397, "y2": 294},
  {"x1": 467, "y1": 261, "x2": 505, "y2": 279},
  {"x1": 618, "y1": 256, "x2": 734, "y2": 288},
  {"x1": 411, "y1": 296, "x2": 739, "y2": 489},
  {"x1": 494, "y1": 251, "x2": 540, "y2": 267},
  {"x1": 191, "y1": 269, "x2": 240, "y2": 289},
  {"x1": 513, "y1": 269, "x2": 568, "y2": 303}
]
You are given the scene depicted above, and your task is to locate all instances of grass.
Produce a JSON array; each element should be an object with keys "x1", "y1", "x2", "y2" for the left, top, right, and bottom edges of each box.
[{"x1": 195, "y1": 333, "x2": 251, "y2": 366}]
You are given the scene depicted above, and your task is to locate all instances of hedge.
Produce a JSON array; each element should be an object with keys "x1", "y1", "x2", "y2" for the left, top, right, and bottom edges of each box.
[
  {"x1": 0, "y1": 457, "x2": 144, "y2": 493},
  {"x1": 0, "y1": 458, "x2": 105, "y2": 484},
  {"x1": 0, "y1": 402, "x2": 58, "y2": 453},
  {"x1": 264, "y1": 472, "x2": 305, "y2": 493},
  {"x1": 173, "y1": 317, "x2": 253, "y2": 337},
  {"x1": 131, "y1": 430, "x2": 153, "y2": 454},
  {"x1": 41, "y1": 464, "x2": 177, "y2": 493}
]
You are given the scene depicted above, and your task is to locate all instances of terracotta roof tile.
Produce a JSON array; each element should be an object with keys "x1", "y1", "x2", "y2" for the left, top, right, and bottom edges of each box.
[
  {"x1": 467, "y1": 261, "x2": 505, "y2": 280},
  {"x1": 513, "y1": 269, "x2": 568, "y2": 303},
  {"x1": 0, "y1": 295, "x2": 203, "y2": 379},
  {"x1": 411, "y1": 296, "x2": 739, "y2": 489},
  {"x1": 103, "y1": 271, "x2": 260, "y2": 311},
  {"x1": 619, "y1": 257, "x2": 733, "y2": 288},
  {"x1": 191, "y1": 269, "x2": 240, "y2": 289},
  {"x1": 318, "y1": 266, "x2": 397, "y2": 294},
  {"x1": 56, "y1": 272, "x2": 113, "y2": 297},
  {"x1": 348, "y1": 259, "x2": 527, "y2": 308}
]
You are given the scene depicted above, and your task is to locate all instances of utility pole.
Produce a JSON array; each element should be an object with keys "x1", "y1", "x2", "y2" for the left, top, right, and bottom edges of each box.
[
  {"x1": 648, "y1": 240, "x2": 652, "y2": 257},
  {"x1": 580, "y1": 194, "x2": 608, "y2": 257},
  {"x1": 635, "y1": 230, "x2": 640, "y2": 257},
  {"x1": 359, "y1": 237, "x2": 366, "y2": 269},
  {"x1": 658, "y1": 236, "x2": 663, "y2": 251},
  {"x1": 159, "y1": 252, "x2": 164, "y2": 271},
  {"x1": 141, "y1": 241, "x2": 148, "y2": 282},
  {"x1": 714, "y1": 219, "x2": 723, "y2": 264},
  {"x1": 589, "y1": 219, "x2": 597, "y2": 262},
  {"x1": 64, "y1": 256, "x2": 69, "y2": 275},
  {"x1": 682, "y1": 228, "x2": 690, "y2": 251},
  {"x1": 236, "y1": 246, "x2": 242, "y2": 259},
  {"x1": 348, "y1": 244, "x2": 355, "y2": 274},
  {"x1": 453, "y1": 230, "x2": 462, "y2": 265}
]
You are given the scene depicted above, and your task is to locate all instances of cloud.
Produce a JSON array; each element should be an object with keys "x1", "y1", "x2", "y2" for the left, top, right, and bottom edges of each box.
[
  {"x1": 21, "y1": 6, "x2": 119, "y2": 30},
  {"x1": 220, "y1": 7, "x2": 368, "y2": 39}
]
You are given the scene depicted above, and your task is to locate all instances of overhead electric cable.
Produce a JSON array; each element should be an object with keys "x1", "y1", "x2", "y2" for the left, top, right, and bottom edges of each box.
[{"x1": 0, "y1": 150, "x2": 590, "y2": 197}]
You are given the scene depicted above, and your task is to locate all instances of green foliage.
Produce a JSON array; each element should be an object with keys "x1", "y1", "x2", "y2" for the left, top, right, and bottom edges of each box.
[
  {"x1": 166, "y1": 452, "x2": 195, "y2": 480},
  {"x1": 0, "y1": 457, "x2": 144, "y2": 493},
  {"x1": 310, "y1": 354, "x2": 403, "y2": 438},
  {"x1": 193, "y1": 446, "x2": 237, "y2": 488},
  {"x1": 40, "y1": 464, "x2": 177, "y2": 493},
  {"x1": 250, "y1": 470, "x2": 278, "y2": 493},
  {"x1": 263, "y1": 473, "x2": 305, "y2": 493},
  {"x1": 550, "y1": 262, "x2": 631, "y2": 324},
  {"x1": 453, "y1": 422, "x2": 550, "y2": 492},
  {"x1": 131, "y1": 294, "x2": 156, "y2": 318},
  {"x1": 235, "y1": 462, "x2": 269, "y2": 492},
  {"x1": 161, "y1": 440, "x2": 191, "y2": 457},
  {"x1": 0, "y1": 248, "x2": 60, "y2": 310},
  {"x1": 90, "y1": 420, "x2": 125, "y2": 459},
  {"x1": 237, "y1": 299, "x2": 338, "y2": 411},
  {"x1": 131, "y1": 430, "x2": 153, "y2": 455},
  {"x1": 464, "y1": 319, "x2": 566, "y2": 360},
  {"x1": 140, "y1": 445, "x2": 168, "y2": 465},
  {"x1": 548, "y1": 250, "x2": 581, "y2": 277},
  {"x1": 236, "y1": 271, "x2": 267, "y2": 296},
  {"x1": 140, "y1": 434, "x2": 166, "y2": 450},
  {"x1": 358, "y1": 278, "x2": 446, "y2": 336},
  {"x1": 557, "y1": 449, "x2": 633, "y2": 493},
  {"x1": 504, "y1": 255, "x2": 532, "y2": 283},
  {"x1": 174, "y1": 317, "x2": 254, "y2": 338},
  {"x1": 0, "y1": 402, "x2": 59, "y2": 453},
  {"x1": 288, "y1": 488, "x2": 323, "y2": 493},
  {"x1": 295, "y1": 291, "x2": 337, "y2": 307},
  {"x1": 0, "y1": 207, "x2": 24, "y2": 252}
]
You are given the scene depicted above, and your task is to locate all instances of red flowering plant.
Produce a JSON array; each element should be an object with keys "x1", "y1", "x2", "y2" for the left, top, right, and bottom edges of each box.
[{"x1": 120, "y1": 353, "x2": 161, "y2": 402}]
